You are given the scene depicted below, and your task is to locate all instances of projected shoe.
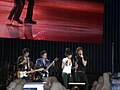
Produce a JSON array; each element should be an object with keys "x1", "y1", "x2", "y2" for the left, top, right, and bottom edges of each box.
[
  {"x1": 17, "y1": 19, "x2": 23, "y2": 24},
  {"x1": 6, "y1": 20, "x2": 12, "y2": 25},
  {"x1": 24, "y1": 20, "x2": 37, "y2": 24},
  {"x1": 12, "y1": 20, "x2": 23, "y2": 27}
]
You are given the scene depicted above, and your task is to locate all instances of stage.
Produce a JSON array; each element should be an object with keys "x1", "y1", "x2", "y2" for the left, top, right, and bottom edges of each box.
[{"x1": 0, "y1": 0, "x2": 103, "y2": 43}]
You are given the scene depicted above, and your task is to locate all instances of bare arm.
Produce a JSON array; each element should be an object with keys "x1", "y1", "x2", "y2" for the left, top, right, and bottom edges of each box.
[{"x1": 61, "y1": 61, "x2": 65, "y2": 69}]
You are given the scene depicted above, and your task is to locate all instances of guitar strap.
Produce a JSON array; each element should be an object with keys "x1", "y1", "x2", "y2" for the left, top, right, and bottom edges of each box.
[{"x1": 26, "y1": 58, "x2": 28, "y2": 71}]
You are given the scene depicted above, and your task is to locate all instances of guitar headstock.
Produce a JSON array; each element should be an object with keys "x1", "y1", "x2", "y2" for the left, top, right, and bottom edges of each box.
[{"x1": 54, "y1": 57, "x2": 59, "y2": 62}]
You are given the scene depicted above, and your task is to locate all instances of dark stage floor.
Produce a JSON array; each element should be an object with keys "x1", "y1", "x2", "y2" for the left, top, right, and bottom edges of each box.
[{"x1": 0, "y1": 1, "x2": 103, "y2": 43}]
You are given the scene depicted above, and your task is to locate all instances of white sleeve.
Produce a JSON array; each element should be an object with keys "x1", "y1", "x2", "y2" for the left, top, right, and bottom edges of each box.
[{"x1": 62, "y1": 58, "x2": 67, "y2": 63}]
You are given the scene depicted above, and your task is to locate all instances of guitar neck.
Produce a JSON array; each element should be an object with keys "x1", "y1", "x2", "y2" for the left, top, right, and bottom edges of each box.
[
  {"x1": 45, "y1": 58, "x2": 58, "y2": 71},
  {"x1": 27, "y1": 58, "x2": 58, "y2": 74},
  {"x1": 45, "y1": 62, "x2": 54, "y2": 71},
  {"x1": 27, "y1": 68, "x2": 44, "y2": 73}
]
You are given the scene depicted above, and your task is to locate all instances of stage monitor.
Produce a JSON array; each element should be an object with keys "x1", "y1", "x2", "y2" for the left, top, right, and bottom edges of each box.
[{"x1": 23, "y1": 82, "x2": 46, "y2": 90}]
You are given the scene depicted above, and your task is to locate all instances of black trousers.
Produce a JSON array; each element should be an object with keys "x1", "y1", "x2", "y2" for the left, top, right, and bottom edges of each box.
[
  {"x1": 24, "y1": 0, "x2": 35, "y2": 21},
  {"x1": 8, "y1": 0, "x2": 35, "y2": 21},
  {"x1": 62, "y1": 73, "x2": 71, "y2": 89},
  {"x1": 75, "y1": 71, "x2": 89, "y2": 90},
  {"x1": 8, "y1": 0, "x2": 24, "y2": 21}
]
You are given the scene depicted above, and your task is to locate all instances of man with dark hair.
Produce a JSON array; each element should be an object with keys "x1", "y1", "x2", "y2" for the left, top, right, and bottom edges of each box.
[
  {"x1": 17, "y1": 48, "x2": 33, "y2": 78},
  {"x1": 34, "y1": 50, "x2": 50, "y2": 81},
  {"x1": 22, "y1": 48, "x2": 30, "y2": 55},
  {"x1": 75, "y1": 47, "x2": 89, "y2": 90},
  {"x1": 34, "y1": 50, "x2": 50, "y2": 69}
]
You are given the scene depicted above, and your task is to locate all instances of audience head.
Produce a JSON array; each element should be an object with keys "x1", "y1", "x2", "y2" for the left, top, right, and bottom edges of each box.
[{"x1": 71, "y1": 86, "x2": 80, "y2": 90}]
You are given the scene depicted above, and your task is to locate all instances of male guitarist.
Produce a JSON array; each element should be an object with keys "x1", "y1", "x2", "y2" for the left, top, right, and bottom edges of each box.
[
  {"x1": 17, "y1": 48, "x2": 33, "y2": 79},
  {"x1": 34, "y1": 50, "x2": 50, "y2": 81}
]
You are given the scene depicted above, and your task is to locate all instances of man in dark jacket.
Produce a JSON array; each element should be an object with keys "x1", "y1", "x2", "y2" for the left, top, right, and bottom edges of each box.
[{"x1": 34, "y1": 50, "x2": 50, "y2": 81}]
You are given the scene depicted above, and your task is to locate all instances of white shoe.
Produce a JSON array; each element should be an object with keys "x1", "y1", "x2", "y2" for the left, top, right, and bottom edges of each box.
[
  {"x1": 12, "y1": 20, "x2": 23, "y2": 27},
  {"x1": 6, "y1": 20, "x2": 12, "y2": 25}
]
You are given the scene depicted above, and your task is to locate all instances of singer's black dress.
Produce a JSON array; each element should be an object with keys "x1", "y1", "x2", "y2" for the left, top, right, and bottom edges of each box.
[{"x1": 75, "y1": 55, "x2": 89, "y2": 90}]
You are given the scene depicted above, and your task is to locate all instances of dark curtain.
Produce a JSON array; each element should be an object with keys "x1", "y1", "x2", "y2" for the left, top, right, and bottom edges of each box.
[
  {"x1": 104, "y1": 0, "x2": 120, "y2": 73},
  {"x1": 0, "y1": 38, "x2": 104, "y2": 73}
]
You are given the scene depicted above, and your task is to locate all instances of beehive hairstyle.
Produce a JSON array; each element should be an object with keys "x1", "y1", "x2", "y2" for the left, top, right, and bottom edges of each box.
[{"x1": 65, "y1": 48, "x2": 73, "y2": 57}]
